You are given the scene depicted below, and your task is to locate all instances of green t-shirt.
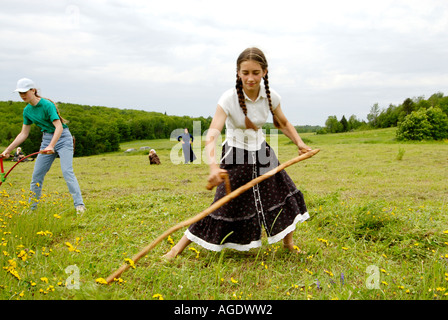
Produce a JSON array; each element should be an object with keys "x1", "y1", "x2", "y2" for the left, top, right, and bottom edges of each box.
[{"x1": 23, "y1": 98, "x2": 68, "y2": 133}]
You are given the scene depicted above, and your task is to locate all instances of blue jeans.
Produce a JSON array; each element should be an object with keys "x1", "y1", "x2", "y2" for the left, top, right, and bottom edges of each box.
[{"x1": 30, "y1": 128, "x2": 84, "y2": 209}]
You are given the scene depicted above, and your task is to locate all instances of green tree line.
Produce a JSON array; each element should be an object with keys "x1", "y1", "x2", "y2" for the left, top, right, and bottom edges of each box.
[
  {"x1": 319, "y1": 92, "x2": 448, "y2": 140},
  {"x1": 0, "y1": 101, "x2": 212, "y2": 156}
]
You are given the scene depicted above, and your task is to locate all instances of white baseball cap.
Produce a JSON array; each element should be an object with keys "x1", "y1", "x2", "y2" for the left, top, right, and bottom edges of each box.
[{"x1": 14, "y1": 78, "x2": 36, "y2": 93}]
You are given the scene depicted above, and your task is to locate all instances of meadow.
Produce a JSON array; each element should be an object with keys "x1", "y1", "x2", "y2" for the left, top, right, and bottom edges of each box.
[{"x1": 1, "y1": 127, "x2": 447, "y2": 300}]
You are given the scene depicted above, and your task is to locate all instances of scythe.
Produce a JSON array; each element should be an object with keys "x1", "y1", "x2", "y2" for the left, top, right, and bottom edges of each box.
[
  {"x1": 0, "y1": 150, "x2": 54, "y2": 186},
  {"x1": 105, "y1": 148, "x2": 320, "y2": 283}
]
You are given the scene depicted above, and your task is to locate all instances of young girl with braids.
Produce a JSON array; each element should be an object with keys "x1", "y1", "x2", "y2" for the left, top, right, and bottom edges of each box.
[
  {"x1": 164, "y1": 47, "x2": 311, "y2": 259},
  {"x1": 1, "y1": 78, "x2": 86, "y2": 213}
]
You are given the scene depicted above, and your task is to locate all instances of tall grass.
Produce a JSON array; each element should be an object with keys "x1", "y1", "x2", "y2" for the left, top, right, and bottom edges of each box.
[{"x1": 1, "y1": 128, "x2": 447, "y2": 300}]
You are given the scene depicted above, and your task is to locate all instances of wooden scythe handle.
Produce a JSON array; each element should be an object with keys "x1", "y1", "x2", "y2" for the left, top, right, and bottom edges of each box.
[{"x1": 105, "y1": 149, "x2": 320, "y2": 283}]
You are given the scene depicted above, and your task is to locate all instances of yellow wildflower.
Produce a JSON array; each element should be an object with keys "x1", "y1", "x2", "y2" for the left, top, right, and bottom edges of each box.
[
  {"x1": 113, "y1": 277, "x2": 126, "y2": 285},
  {"x1": 3, "y1": 260, "x2": 21, "y2": 281},
  {"x1": 65, "y1": 242, "x2": 80, "y2": 253},
  {"x1": 317, "y1": 238, "x2": 329, "y2": 246},
  {"x1": 17, "y1": 250, "x2": 28, "y2": 261},
  {"x1": 95, "y1": 278, "x2": 108, "y2": 285},
  {"x1": 124, "y1": 258, "x2": 136, "y2": 269},
  {"x1": 7, "y1": 259, "x2": 17, "y2": 268},
  {"x1": 152, "y1": 293, "x2": 164, "y2": 300},
  {"x1": 231, "y1": 277, "x2": 238, "y2": 284},
  {"x1": 188, "y1": 247, "x2": 200, "y2": 258},
  {"x1": 36, "y1": 230, "x2": 53, "y2": 237},
  {"x1": 41, "y1": 247, "x2": 52, "y2": 257},
  {"x1": 8, "y1": 268, "x2": 20, "y2": 281}
]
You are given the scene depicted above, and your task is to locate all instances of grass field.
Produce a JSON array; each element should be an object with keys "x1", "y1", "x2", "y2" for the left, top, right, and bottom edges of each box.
[{"x1": 1, "y1": 127, "x2": 447, "y2": 300}]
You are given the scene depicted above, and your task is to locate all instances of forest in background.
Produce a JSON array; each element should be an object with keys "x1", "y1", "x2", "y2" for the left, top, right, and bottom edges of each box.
[
  {"x1": 0, "y1": 101, "x2": 213, "y2": 156},
  {"x1": 2, "y1": 92, "x2": 447, "y2": 157},
  {"x1": 319, "y1": 92, "x2": 448, "y2": 140},
  {"x1": 0, "y1": 101, "x2": 322, "y2": 157}
]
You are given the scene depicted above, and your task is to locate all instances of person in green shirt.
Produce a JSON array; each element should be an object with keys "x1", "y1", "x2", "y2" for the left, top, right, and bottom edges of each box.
[{"x1": 1, "y1": 78, "x2": 85, "y2": 213}]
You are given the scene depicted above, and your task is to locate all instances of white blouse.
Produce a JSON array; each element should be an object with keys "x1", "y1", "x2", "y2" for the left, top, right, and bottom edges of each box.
[{"x1": 218, "y1": 85, "x2": 281, "y2": 151}]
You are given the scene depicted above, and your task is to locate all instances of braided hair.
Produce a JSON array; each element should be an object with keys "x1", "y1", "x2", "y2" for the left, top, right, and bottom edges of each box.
[{"x1": 235, "y1": 47, "x2": 283, "y2": 130}]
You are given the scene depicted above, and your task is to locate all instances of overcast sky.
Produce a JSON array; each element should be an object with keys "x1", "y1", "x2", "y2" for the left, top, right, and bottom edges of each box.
[{"x1": 1, "y1": 0, "x2": 448, "y2": 126}]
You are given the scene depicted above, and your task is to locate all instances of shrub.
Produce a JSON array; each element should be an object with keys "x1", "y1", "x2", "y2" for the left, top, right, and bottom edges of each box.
[
  {"x1": 396, "y1": 107, "x2": 448, "y2": 141},
  {"x1": 425, "y1": 107, "x2": 448, "y2": 140}
]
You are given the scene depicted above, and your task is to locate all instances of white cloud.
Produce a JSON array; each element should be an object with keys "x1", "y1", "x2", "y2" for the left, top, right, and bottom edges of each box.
[{"x1": 1, "y1": 0, "x2": 448, "y2": 126}]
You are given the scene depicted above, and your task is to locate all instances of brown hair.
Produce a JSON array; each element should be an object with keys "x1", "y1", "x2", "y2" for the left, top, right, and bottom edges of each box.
[
  {"x1": 236, "y1": 47, "x2": 283, "y2": 130},
  {"x1": 33, "y1": 89, "x2": 69, "y2": 124}
]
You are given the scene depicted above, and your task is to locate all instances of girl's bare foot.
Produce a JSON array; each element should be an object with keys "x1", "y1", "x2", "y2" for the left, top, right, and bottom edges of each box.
[
  {"x1": 162, "y1": 248, "x2": 179, "y2": 260},
  {"x1": 283, "y1": 241, "x2": 295, "y2": 251},
  {"x1": 161, "y1": 235, "x2": 192, "y2": 260},
  {"x1": 283, "y1": 242, "x2": 306, "y2": 254},
  {"x1": 283, "y1": 231, "x2": 306, "y2": 254}
]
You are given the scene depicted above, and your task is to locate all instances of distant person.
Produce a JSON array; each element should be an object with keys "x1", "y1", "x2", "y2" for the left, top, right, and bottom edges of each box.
[
  {"x1": 13, "y1": 147, "x2": 25, "y2": 162},
  {"x1": 148, "y1": 149, "x2": 161, "y2": 165},
  {"x1": 163, "y1": 47, "x2": 312, "y2": 260},
  {"x1": 177, "y1": 128, "x2": 197, "y2": 164},
  {"x1": 0, "y1": 78, "x2": 86, "y2": 213}
]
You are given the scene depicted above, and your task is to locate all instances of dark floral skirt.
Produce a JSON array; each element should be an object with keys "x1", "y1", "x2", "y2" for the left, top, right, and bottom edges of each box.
[{"x1": 185, "y1": 141, "x2": 309, "y2": 251}]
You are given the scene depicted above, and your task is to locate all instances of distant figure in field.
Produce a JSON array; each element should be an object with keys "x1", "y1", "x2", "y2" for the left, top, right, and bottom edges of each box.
[
  {"x1": 148, "y1": 149, "x2": 161, "y2": 165},
  {"x1": 13, "y1": 147, "x2": 26, "y2": 162},
  {"x1": 177, "y1": 128, "x2": 197, "y2": 164}
]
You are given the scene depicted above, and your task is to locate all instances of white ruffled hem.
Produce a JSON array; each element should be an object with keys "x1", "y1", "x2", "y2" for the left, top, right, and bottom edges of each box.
[
  {"x1": 267, "y1": 211, "x2": 309, "y2": 244},
  {"x1": 185, "y1": 230, "x2": 262, "y2": 252},
  {"x1": 185, "y1": 211, "x2": 310, "y2": 252}
]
